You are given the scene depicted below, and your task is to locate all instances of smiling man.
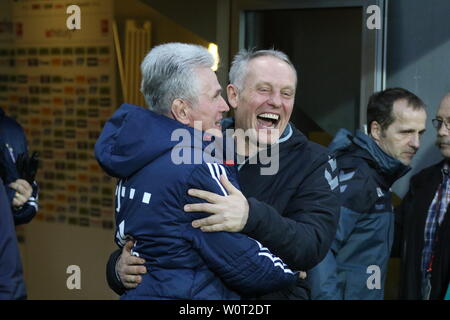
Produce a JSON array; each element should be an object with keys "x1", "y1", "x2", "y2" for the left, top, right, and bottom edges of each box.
[
  {"x1": 395, "y1": 92, "x2": 450, "y2": 300},
  {"x1": 227, "y1": 53, "x2": 297, "y2": 149},
  {"x1": 108, "y1": 48, "x2": 340, "y2": 300},
  {"x1": 189, "y1": 49, "x2": 340, "y2": 300},
  {"x1": 309, "y1": 88, "x2": 427, "y2": 300},
  {"x1": 96, "y1": 43, "x2": 300, "y2": 300}
]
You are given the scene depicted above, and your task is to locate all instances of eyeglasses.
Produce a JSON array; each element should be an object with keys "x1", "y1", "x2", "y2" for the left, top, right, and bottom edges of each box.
[{"x1": 432, "y1": 119, "x2": 450, "y2": 130}]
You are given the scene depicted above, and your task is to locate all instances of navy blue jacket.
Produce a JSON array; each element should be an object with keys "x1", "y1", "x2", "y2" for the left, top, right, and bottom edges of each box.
[
  {"x1": 0, "y1": 107, "x2": 38, "y2": 225},
  {"x1": 95, "y1": 104, "x2": 298, "y2": 299},
  {"x1": 0, "y1": 178, "x2": 26, "y2": 299},
  {"x1": 308, "y1": 129, "x2": 409, "y2": 300},
  {"x1": 105, "y1": 116, "x2": 340, "y2": 299}
]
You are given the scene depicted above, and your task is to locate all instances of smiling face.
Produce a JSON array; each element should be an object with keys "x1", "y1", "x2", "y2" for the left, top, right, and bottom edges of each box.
[
  {"x1": 187, "y1": 67, "x2": 229, "y2": 136},
  {"x1": 227, "y1": 55, "x2": 296, "y2": 147},
  {"x1": 371, "y1": 99, "x2": 427, "y2": 166},
  {"x1": 435, "y1": 94, "x2": 450, "y2": 159}
]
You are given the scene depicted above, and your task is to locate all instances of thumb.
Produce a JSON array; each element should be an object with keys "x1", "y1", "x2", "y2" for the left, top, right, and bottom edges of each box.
[
  {"x1": 123, "y1": 240, "x2": 135, "y2": 252},
  {"x1": 220, "y1": 174, "x2": 238, "y2": 195}
]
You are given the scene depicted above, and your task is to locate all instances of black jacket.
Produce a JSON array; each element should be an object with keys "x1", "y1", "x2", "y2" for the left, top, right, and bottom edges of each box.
[
  {"x1": 0, "y1": 178, "x2": 26, "y2": 299},
  {"x1": 235, "y1": 121, "x2": 340, "y2": 299},
  {"x1": 394, "y1": 160, "x2": 450, "y2": 300}
]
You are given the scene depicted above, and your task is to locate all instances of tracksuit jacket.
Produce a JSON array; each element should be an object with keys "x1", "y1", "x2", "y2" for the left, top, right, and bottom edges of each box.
[
  {"x1": 308, "y1": 128, "x2": 409, "y2": 300},
  {"x1": 105, "y1": 112, "x2": 340, "y2": 300},
  {"x1": 95, "y1": 104, "x2": 299, "y2": 299}
]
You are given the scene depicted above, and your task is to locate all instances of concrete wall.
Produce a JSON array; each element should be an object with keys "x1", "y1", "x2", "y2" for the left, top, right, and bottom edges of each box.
[{"x1": 387, "y1": 0, "x2": 450, "y2": 197}]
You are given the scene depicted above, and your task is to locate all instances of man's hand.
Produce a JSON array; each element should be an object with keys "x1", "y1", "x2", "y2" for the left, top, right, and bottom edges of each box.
[
  {"x1": 9, "y1": 179, "x2": 32, "y2": 208},
  {"x1": 184, "y1": 174, "x2": 249, "y2": 232},
  {"x1": 116, "y1": 240, "x2": 147, "y2": 289}
]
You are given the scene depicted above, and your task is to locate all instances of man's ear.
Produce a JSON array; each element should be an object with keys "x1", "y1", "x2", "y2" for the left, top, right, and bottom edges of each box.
[
  {"x1": 171, "y1": 99, "x2": 191, "y2": 125},
  {"x1": 226, "y1": 84, "x2": 239, "y2": 109},
  {"x1": 370, "y1": 121, "x2": 382, "y2": 142}
]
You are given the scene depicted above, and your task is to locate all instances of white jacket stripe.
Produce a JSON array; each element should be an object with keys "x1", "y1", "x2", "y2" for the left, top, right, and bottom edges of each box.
[
  {"x1": 252, "y1": 239, "x2": 294, "y2": 274},
  {"x1": 207, "y1": 163, "x2": 227, "y2": 196}
]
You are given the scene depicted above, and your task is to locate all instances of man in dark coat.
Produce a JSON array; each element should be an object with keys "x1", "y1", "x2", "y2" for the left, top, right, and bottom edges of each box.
[
  {"x1": 394, "y1": 92, "x2": 450, "y2": 300},
  {"x1": 106, "y1": 49, "x2": 340, "y2": 299},
  {"x1": 0, "y1": 107, "x2": 39, "y2": 300},
  {"x1": 0, "y1": 177, "x2": 26, "y2": 299}
]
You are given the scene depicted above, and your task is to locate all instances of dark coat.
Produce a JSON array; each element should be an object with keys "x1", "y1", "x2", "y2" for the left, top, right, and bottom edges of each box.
[
  {"x1": 0, "y1": 178, "x2": 26, "y2": 299},
  {"x1": 0, "y1": 107, "x2": 38, "y2": 225},
  {"x1": 394, "y1": 160, "x2": 450, "y2": 300},
  {"x1": 96, "y1": 105, "x2": 299, "y2": 299},
  {"x1": 228, "y1": 120, "x2": 340, "y2": 300},
  {"x1": 106, "y1": 117, "x2": 340, "y2": 300}
]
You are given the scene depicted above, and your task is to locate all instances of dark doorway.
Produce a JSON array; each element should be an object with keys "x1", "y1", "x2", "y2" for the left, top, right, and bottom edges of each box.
[{"x1": 244, "y1": 7, "x2": 362, "y2": 145}]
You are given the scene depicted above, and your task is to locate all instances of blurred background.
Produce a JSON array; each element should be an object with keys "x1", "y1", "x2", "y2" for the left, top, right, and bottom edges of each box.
[{"x1": 0, "y1": 0, "x2": 449, "y2": 299}]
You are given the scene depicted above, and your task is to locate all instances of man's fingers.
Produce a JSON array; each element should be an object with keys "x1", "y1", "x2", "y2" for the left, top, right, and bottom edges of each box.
[
  {"x1": 122, "y1": 275, "x2": 142, "y2": 287},
  {"x1": 123, "y1": 240, "x2": 135, "y2": 252},
  {"x1": 13, "y1": 193, "x2": 27, "y2": 207},
  {"x1": 192, "y1": 214, "x2": 224, "y2": 228},
  {"x1": 123, "y1": 282, "x2": 138, "y2": 289},
  {"x1": 15, "y1": 179, "x2": 32, "y2": 193},
  {"x1": 9, "y1": 179, "x2": 32, "y2": 195},
  {"x1": 184, "y1": 202, "x2": 220, "y2": 215},
  {"x1": 8, "y1": 182, "x2": 21, "y2": 193},
  {"x1": 200, "y1": 224, "x2": 228, "y2": 233},
  {"x1": 187, "y1": 189, "x2": 221, "y2": 203},
  {"x1": 124, "y1": 264, "x2": 147, "y2": 275},
  {"x1": 219, "y1": 174, "x2": 238, "y2": 195},
  {"x1": 123, "y1": 255, "x2": 146, "y2": 266}
]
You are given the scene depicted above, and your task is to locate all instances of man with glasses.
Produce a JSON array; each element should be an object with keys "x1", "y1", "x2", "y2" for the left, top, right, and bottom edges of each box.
[{"x1": 394, "y1": 92, "x2": 450, "y2": 300}]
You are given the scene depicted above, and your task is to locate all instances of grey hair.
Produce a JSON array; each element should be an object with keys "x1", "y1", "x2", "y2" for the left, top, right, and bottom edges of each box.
[
  {"x1": 229, "y1": 48, "x2": 297, "y2": 91},
  {"x1": 140, "y1": 42, "x2": 214, "y2": 114}
]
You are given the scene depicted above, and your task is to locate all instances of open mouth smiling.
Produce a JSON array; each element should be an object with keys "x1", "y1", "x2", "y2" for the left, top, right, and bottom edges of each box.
[{"x1": 256, "y1": 113, "x2": 280, "y2": 129}]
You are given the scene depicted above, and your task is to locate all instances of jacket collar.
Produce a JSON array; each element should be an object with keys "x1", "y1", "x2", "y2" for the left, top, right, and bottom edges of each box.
[{"x1": 331, "y1": 128, "x2": 411, "y2": 184}]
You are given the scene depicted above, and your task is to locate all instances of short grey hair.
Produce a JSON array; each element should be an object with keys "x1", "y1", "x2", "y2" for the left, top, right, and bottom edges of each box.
[
  {"x1": 140, "y1": 42, "x2": 214, "y2": 114},
  {"x1": 229, "y1": 48, "x2": 297, "y2": 91}
]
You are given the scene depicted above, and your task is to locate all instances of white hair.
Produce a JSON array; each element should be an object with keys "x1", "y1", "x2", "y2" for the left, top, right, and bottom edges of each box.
[
  {"x1": 140, "y1": 42, "x2": 214, "y2": 114},
  {"x1": 229, "y1": 48, "x2": 297, "y2": 91}
]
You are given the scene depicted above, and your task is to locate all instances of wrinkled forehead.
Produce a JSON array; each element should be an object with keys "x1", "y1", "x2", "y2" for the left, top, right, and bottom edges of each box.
[
  {"x1": 437, "y1": 94, "x2": 450, "y2": 118},
  {"x1": 390, "y1": 101, "x2": 426, "y2": 129},
  {"x1": 195, "y1": 67, "x2": 221, "y2": 94},
  {"x1": 245, "y1": 56, "x2": 297, "y2": 87}
]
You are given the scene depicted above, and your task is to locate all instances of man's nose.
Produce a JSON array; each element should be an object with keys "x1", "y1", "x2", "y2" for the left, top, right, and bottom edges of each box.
[
  {"x1": 268, "y1": 92, "x2": 282, "y2": 108},
  {"x1": 409, "y1": 133, "x2": 420, "y2": 150},
  {"x1": 438, "y1": 122, "x2": 450, "y2": 136},
  {"x1": 219, "y1": 95, "x2": 230, "y2": 112}
]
